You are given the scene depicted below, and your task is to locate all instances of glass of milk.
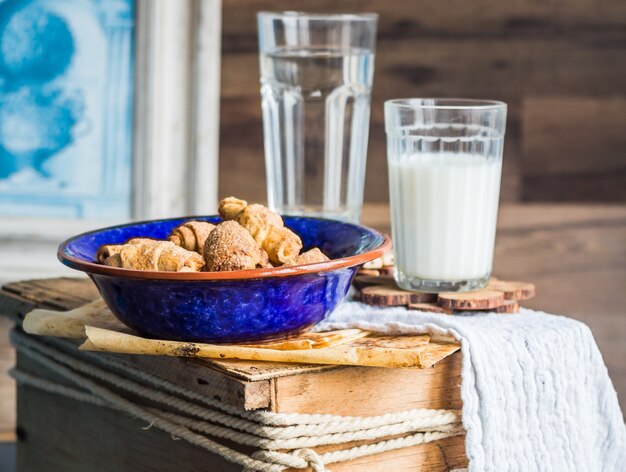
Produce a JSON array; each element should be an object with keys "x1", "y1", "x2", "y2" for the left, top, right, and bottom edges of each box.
[{"x1": 385, "y1": 99, "x2": 507, "y2": 292}]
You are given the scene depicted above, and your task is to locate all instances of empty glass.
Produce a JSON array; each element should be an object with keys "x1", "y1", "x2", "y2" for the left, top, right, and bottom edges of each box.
[
  {"x1": 385, "y1": 98, "x2": 507, "y2": 292},
  {"x1": 258, "y1": 12, "x2": 377, "y2": 223}
]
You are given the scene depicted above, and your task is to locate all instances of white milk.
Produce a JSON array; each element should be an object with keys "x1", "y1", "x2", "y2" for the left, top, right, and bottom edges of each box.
[{"x1": 389, "y1": 153, "x2": 502, "y2": 281}]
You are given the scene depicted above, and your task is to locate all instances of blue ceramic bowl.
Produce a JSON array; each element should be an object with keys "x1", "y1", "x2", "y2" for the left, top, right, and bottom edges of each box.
[{"x1": 59, "y1": 216, "x2": 390, "y2": 343}]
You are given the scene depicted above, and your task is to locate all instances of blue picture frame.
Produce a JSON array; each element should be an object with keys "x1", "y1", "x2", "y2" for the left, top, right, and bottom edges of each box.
[{"x1": 0, "y1": 0, "x2": 134, "y2": 219}]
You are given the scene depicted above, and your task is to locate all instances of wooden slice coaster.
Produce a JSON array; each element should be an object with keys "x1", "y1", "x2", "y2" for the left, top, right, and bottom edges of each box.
[
  {"x1": 492, "y1": 300, "x2": 521, "y2": 314},
  {"x1": 361, "y1": 286, "x2": 436, "y2": 306},
  {"x1": 352, "y1": 275, "x2": 396, "y2": 291},
  {"x1": 438, "y1": 290, "x2": 505, "y2": 310},
  {"x1": 487, "y1": 279, "x2": 536, "y2": 300},
  {"x1": 408, "y1": 302, "x2": 454, "y2": 315},
  {"x1": 351, "y1": 269, "x2": 533, "y2": 315}
]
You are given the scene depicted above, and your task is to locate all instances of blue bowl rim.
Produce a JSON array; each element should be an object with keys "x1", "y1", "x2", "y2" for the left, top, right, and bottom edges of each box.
[{"x1": 58, "y1": 215, "x2": 392, "y2": 281}]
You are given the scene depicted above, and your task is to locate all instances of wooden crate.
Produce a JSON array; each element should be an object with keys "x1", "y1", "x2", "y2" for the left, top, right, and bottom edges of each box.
[{"x1": 0, "y1": 278, "x2": 466, "y2": 471}]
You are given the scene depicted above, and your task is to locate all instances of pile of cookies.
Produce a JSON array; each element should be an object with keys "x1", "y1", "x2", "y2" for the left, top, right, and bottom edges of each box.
[
  {"x1": 96, "y1": 197, "x2": 330, "y2": 272},
  {"x1": 354, "y1": 257, "x2": 535, "y2": 314}
]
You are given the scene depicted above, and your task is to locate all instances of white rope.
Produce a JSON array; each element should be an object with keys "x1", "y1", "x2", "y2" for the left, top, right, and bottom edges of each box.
[
  {"x1": 55, "y1": 336, "x2": 453, "y2": 430},
  {"x1": 11, "y1": 330, "x2": 463, "y2": 471},
  {"x1": 53, "y1": 336, "x2": 453, "y2": 432}
]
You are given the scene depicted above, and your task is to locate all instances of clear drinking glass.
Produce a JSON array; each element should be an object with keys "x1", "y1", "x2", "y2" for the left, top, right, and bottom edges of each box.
[
  {"x1": 257, "y1": 12, "x2": 377, "y2": 223},
  {"x1": 385, "y1": 99, "x2": 507, "y2": 292}
]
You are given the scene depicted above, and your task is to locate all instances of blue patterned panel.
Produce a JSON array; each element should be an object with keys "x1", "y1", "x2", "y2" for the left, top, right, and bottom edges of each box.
[{"x1": 0, "y1": 0, "x2": 134, "y2": 218}]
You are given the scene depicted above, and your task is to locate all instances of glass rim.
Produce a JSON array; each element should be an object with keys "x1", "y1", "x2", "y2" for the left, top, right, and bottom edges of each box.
[
  {"x1": 385, "y1": 98, "x2": 507, "y2": 111},
  {"x1": 258, "y1": 11, "x2": 379, "y2": 22}
]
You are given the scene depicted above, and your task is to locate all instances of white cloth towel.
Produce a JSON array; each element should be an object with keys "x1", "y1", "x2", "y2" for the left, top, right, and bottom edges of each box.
[{"x1": 318, "y1": 302, "x2": 626, "y2": 471}]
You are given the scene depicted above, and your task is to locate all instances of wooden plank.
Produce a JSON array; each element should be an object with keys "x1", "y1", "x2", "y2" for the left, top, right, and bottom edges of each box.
[
  {"x1": 521, "y1": 97, "x2": 626, "y2": 201},
  {"x1": 272, "y1": 353, "x2": 462, "y2": 416},
  {"x1": 219, "y1": 35, "x2": 624, "y2": 204},
  {"x1": 200, "y1": 358, "x2": 340, "y2": 381},
  {"x1": 222, "y1": 0, "x2": 626, "y2": 46},
  {"x1": 494, "y1": 205, "x2": 626, "y2": 280},
  {"x1": 31, "y1": 334, "x2": 272, "y2": 412},
  {"x1": 0, "y1": 317, "x2": 15, "y2": 437},
  {"x1": 4, "y1": 278, "x2": 99, "y2": 311},
  {"x1": 286, "y1": 435, "x2": 467, "y2": 472},
  {"x1": 219, "y1": 0, "x2": 626, "y2": 204},
  {"x1": 222, "y1": 37, "x2": 625, "y2": 102},
  {"x1": 90, "y1": 351, "x2": 271, "y2": 411}
]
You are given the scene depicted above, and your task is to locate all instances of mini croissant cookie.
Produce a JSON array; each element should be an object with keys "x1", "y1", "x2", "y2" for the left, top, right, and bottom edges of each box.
[
  {"x1": 96, "y1": 237, "x2": 155, "y2": 263},
  {"x1": 263, "y1": 226, "x2": 305, "y2": 266},
  {"x1": 203, "y1": 221, "x2": 270, "y2": 271},
  {"x1": 236, "y1": 204, "x2": 282, "y2": 240},
  {"x1": 168, "y1": 221, "x2": 215, "y2": 253},
  {"x1": 236, "y1": 203, "x2": 302, "y2": 265},
  {"x1": 97, "y1": 197, "x2": 337, "y2": 273},
  {"x1": 104, "y1": 240, "x2": 205, "y2": 272},
  {"x1": 219, "y1": 196, "x2": 248, "y2": 221},
  {"x1": 283, "y1": 248, "x2": 330, "y2": 267}
]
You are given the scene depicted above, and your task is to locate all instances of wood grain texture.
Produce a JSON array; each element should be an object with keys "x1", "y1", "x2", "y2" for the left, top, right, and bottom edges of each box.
[
  {"x1": 97, "y1": 352, "x2": 272, "y2": 410},
  {"x1": 285, "y1": 434, "x2": 467, "y2": 472},
  {"x1": 361, "y1": 286, "x2": 435, "y2": 306},
  {"x1": 221, "y1": 0, "x2": 626, "y2": 40},
  {"x1": 4, "y1": 278, "x2": 99, "y2": 311},
  {"x1": 0, "y1": 317, "x2": 14, "y2": 437},
  {"x1": 272, "y1": 353, "x2": 462, "y2": 416},
  {"x1": 218, "y1": 0, "x2": 626, "y2": 203},
  {"x1": 522, "y1": 97, "x2": 626, "y2": 201},
  {"x1": 438, "y1": 290, "x2": 505, "y2": 310}
]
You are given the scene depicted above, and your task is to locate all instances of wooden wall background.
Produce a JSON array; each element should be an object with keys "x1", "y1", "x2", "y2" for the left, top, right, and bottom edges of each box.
[{"x1": 218, "y1": 0, "x2": 626, "y2": 204}]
